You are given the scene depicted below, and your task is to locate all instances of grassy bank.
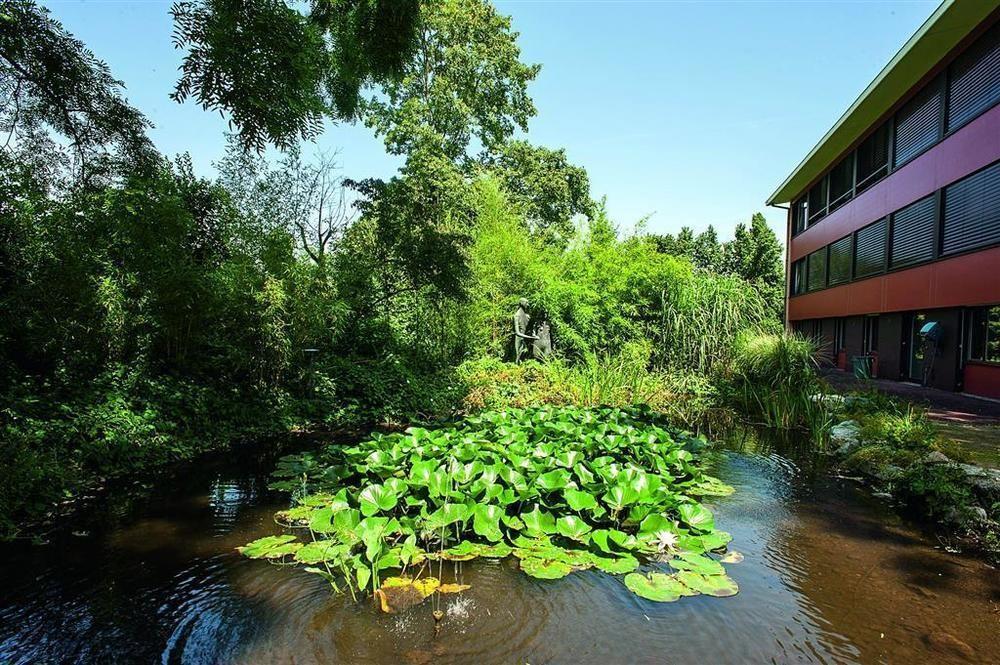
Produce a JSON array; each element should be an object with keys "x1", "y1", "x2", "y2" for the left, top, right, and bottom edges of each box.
[{"x1": 828, "y1": 391, "x2": 1000, "y2": 562}]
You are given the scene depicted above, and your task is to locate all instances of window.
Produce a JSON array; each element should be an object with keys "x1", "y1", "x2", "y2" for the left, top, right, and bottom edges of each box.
[
  {"x1": 828, "y1": 154, "x2": 854, "y2": 211},
  {"x1": 834, "y1": 318, "x2": 846, "y2": 352},
  {"x1": 828, "y1": 235, "x2": 853, "y2": 285},
  {"x1": 855, "y1": 122, "x2": 890, "y2": 191},
  {"x1": 807, "y1": 248, "x2": 827, "y2": 291},
  {"x1": 893, "y1": 80, "x2": 943, "y2": 167},
  {"x1": 947, "y1": 22, "x2": 1000, "y2": 132},
  {"x1": 807, "y1": 177, "x2": 828, "y2": 223},
  {"x1": 890, "y1": 195, "x2": 937, "y2": 269},
  {"x1": 854, "y1": 217, "x2": 887, "y2": 279},
  {"x1": 791, "y1": 258, "x2": 807, "y2": 295},
  {"x1": 967, "y1": 305, "x2": 1000, "y2": 363},
  {"x1": 792, "y1": 196, "x2": 808, "y2": 235},
  {"x1": 941, "y1": 161, "x2": 1000, "y2": 256},
  {"x1": 863, "y1": 316, "x2": 879, "y2": 354}
]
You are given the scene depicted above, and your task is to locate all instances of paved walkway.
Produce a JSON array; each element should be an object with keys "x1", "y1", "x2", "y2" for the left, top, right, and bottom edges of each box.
[{"x1": 821, "y1": 368, "x2": 1000, "y2": 425}]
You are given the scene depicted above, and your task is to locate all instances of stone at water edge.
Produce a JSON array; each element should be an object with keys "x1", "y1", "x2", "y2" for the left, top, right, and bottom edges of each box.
[{"x1": 830, "y1": 420, "x2": 861, "y2": 456}]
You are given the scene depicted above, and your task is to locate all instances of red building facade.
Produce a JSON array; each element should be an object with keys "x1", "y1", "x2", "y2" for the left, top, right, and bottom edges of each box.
[{"x1": 769, "y1": 4, "x2": 1000, "y2": 398}]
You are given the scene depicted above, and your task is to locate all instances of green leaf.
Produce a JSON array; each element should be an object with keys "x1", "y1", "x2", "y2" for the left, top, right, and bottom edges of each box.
[
  {"x1": 563, "y1": 488, "x2": 598, "y2": 512},
  {"x1": 623, "y1": 572, "x2": 690, "y2": 602},
  {"x1": 520, "y1": 505, "x2": 556, "y2": 537},
  {"x1": 536, "y1": 468, "x2": 572, "y2": 491},
  {"x1": 520, "y1": 556, "x2": 573, "y2": 580},
  {"x1": 675, "y1": 571, "x2": 739, "y2": 597},
  {"x1": 359, "y1": 484, "x2": 398, "y2": 517},
  {"x1": 425, "y1": 502, "x2": 470, "y2": 530},
  {"x1": 473, "y1": 503, "x2": 504, "y2": 542},
  {"x1": 295, "y1": 540, "x2": 349, "y2": 565},
  {"x1": 602, "y1": 484, "x2": 640, "y2": 511},
  {"x1": 239, "y1": 535, "x2": 302, "y2": 559},
  {"x1": 590, "y1": 553, "x2": 639, "y2": 574},
  {"x1": 555, "y1": 515, "x2": 592, "y2": 542},
  {"x1": 669, "y1": 553, "x2": 725, "y2": 576},
  {"x1": 678, "y1": 503, "x2": 715, "y2": 532}
]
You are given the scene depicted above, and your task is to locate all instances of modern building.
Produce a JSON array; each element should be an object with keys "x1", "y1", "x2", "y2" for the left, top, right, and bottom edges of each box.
[{"x1": 768, "y1": 1, "x2": 1000, "y2": 399}]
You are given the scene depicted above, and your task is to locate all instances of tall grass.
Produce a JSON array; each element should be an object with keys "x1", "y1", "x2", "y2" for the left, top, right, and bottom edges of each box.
[
  {"x1": 657, "y1": 274, "x2": 778, "y2": 374},
  {"x1": 725, "y1": 332, "x2": 829, "y2": 431}
]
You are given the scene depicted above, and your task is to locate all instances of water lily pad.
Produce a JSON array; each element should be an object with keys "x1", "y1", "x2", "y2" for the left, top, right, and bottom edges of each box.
[
  {"x1": 520, "y1": 557, "x2": 573, "y2": 579},
  {"x1": 437, "y1": 582, "x2": 472, "y2": 594},
  {"x1": 472, "y1": 503, "x2": 504, "y2": 542},
  {"x1": 591, "y1": 553, "x2": 639, "y2": 574},
  {"x1": 520, "y1": 505, "x2": 557, "y2": 537},
  {"x1": 555, "y1": 515, "x2": 592, "y2": 541},
  {"x1": 623, "y1": 572, "x2": 688, "y2": 602},
  {"x1": 675, "y1": 571, "x2": 739, "y2": 597},
  {"x1": 678, "y1": 503, "x2": 715, "y2": 532},
  {"x1": 441, "y1": 540, "x2": 480, "y2": 561},
  {"x1": 294, "y1": 540, "x2": 348, "y2": 565},
  {"x1": 359, "y1": 484, "x2": 398, "y2": 517},
  {"x1": 669, "y1": 553, "x2": 725, "y2": 576},
  {"x1": 238, "y1": 535, "x2": 302, "y2": 559},
  {"x1": 563, "y1": 488, "x2": 598, "y2": 512}
]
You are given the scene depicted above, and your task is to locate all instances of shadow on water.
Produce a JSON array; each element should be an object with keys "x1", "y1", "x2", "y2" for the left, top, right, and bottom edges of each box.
[{"x1": 1, "y1": 428, "x2": 998, "y2": 664}]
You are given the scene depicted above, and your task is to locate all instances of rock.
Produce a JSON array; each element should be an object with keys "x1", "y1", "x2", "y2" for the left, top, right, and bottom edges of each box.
[
  {"x1": 957, "y1": 463, "x2": 1000, "y2": 495},
  {"x1": 830, "y1": 420, "x2": 861, "y2": 456},
  {"x1": 921, "y1": 451, "x2": 951, "y2": 465},
  {"x1": 872, "y1": 464, "x2": 903, "y2": 482},
  {"x1": 923, "y1": 631, "x2": 975, "y2": 661}
]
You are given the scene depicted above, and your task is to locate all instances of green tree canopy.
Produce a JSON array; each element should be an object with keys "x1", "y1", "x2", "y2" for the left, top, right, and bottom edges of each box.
[
  {"x1": 480, "y1": 140, "x2": 594, "y2": 243},
  {"x1": 0, "y1": 1, "x2": 153, "y2": 175},
  {"x1": 170, "y1": 0, "x2": 421, "y2": 151},
  {"x1": 360, "y1": 0, "x2": 539, "y2": 162}
]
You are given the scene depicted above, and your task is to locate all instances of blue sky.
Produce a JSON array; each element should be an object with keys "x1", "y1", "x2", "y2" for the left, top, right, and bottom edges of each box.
[{"x1": 44, "y1": 0, "x2": 937, "y2": 240}]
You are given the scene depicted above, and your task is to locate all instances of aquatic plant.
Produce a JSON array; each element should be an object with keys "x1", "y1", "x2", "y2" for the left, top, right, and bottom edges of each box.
[{"x1": 240, "y1": 406, "x2": 740, "y2": 607}]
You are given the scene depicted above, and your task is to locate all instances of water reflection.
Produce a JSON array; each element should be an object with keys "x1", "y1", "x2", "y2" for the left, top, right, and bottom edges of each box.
[{"x1": 0, "y1": 438, "x2": 997, "y2": 664}]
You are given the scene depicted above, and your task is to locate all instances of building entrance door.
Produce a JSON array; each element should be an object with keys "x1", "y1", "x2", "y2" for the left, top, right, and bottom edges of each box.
[{"x1": 905, "y1": 312, "x2": 928, "y2": 382}]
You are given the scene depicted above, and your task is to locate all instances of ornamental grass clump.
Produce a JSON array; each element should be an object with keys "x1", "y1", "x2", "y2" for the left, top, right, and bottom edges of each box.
[{"x1": 240, "y1": 406, "x2": 740, "y2": 608}]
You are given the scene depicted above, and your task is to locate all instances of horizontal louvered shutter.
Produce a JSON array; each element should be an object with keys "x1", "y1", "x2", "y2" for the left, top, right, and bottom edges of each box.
[
  {"x1": 942, "y1": 161, "x2": 1000, "y2": 255},
  {"x1": 890, "y1": 195, "x2": 937, "y2": 269},
  {"x1": 828, "y1": 236, "x2": 852, "y2": 285},
  {"x1": 854, "y1": 218, "x2": 886, "y2": 278},
  {"x1": 947, "y1": 22, "x2": 1000, "y2": 131},
  {"x1": 807, "y1": 248, "x2": 826, "y2": 291},
  {"x1": 894, "y1": 83, "x2": 942, "y2": 167}
]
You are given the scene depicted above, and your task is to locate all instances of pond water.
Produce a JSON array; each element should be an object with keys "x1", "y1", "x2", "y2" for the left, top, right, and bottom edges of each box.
[{"x1": 1, "y1": 437, "x2": 997, "y2": 664}]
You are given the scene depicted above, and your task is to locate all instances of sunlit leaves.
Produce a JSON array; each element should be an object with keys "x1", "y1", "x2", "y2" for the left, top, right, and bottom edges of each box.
[{"x1": 243, "y1": 405, "x2": 738, "y2": 607}]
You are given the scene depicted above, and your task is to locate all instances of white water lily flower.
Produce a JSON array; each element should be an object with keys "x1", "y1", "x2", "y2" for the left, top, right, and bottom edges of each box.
[{"x1": 655, "y1": 530, "x2": 678, "y2": 552}]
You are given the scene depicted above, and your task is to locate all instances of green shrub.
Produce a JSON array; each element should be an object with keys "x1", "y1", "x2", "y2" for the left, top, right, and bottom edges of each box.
[
  {"x1": 724, "y1": 332, "x2": 827, "y2": 430},
  {"x1": 897, "y1": 464, "x2": 974, "y2": 522},
  {"x1": 841, "y1": 444, "x2": 919, "y2": 475}
]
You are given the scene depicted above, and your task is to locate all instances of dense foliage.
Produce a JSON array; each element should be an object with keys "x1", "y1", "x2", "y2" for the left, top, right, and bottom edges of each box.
[
  {"x1": 243, "y1": 406, "x2": 739, "y2": 605},
  {"x1": 0, "y1": 0, "x2": 788, "y2": 536}
]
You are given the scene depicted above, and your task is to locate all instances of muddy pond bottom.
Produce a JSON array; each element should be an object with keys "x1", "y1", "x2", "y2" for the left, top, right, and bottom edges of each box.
[{"x1": 1, "y1": 444, "x2": 998, "y2": 664}]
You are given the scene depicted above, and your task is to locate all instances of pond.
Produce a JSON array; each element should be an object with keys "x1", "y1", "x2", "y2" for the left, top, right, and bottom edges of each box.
[{"x1": 0, "y1": 435, "x2": 997, "y2": 664}]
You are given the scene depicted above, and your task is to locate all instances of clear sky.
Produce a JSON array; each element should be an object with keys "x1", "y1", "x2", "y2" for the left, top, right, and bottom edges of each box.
[{"x1": 43, "y1": 0, "x2": 938, "y2": 240}]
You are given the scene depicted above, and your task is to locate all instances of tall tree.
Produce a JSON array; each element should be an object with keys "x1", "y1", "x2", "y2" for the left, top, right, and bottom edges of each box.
[
  {"x1": 481, "y1": 140, "x2": 594, "y2": 243},
  {"x1": 170, "y1": 0, "x2": 421, "y2": 151},
  {"x1": 692, "y1": 225, "x2": 723, "y2": 272},
  {"x1": 360, "y1": 0, "x2": 539, "y2": 163},
  {"x1": 0, "y1": 1, "x2": 153, "y2": 177},
  {"x1": 725, "y1": 213, "x2": 784, "y2": 317}
]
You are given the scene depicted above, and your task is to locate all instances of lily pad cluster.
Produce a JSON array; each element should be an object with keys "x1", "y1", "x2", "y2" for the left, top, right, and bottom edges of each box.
[{"x1": 241, "y1": 406, "x2": 740, "y2": 605}]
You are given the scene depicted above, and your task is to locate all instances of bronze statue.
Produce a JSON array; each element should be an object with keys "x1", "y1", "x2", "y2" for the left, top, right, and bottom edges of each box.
[
  {"x1": 513, "y1": 298, "x2": 537, "y2": 363},
  {"x1": 531, "y1": 320, "x2": 552, "y2": 359}
]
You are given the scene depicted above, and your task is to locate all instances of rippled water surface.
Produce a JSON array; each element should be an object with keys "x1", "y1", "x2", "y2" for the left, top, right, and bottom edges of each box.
[{"x1": 1, "y1": 440, "x2": 998, "y2": 664}]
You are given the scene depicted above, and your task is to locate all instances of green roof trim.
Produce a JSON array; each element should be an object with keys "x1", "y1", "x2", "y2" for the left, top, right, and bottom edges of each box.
[{"x1": 767, "y1": 0, "x2": 998, "y2": 206}]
